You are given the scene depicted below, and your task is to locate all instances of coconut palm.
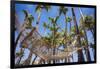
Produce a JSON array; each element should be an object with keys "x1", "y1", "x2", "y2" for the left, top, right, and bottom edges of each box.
[
  {"x1": 65, "y1": 17, "x2": 72, "y2": 62},
  {"x1": 15, "y1": 10, "x2": 34, "y2": 49},
  {"x1": 83, "y1": 15, "x2": 95, "y2": 38},
  {"x1": 48, "y1": 16, "x2": 60, "y2": 63},
  {"x1": 71, "y1": 8, "x2": 85, "y2": 62},
  {"x1": 79, "y1": 8, "x2": 95, "y2": 37},
  {"x1": 59, "y1": 6, "x2": 70, "y2": 62},
  {"x1": 22, "y1": 10, "x2": 34, "y2": 29},
  {"x1": 59, "y1": 6, "x2": 68, "y2": 16},
  {"x1": 28, "y1": 6, "x2": 51, "y2": 64},
  {"x1": 59, "y1": 6, "x2": 68, "y2": 42},
  {"x1": 35, "y1": 5, "x2": 51, "y2": 30},
  {"x1": 79, "y1": 8, "x2": 92, "y2": 61},
  {"x1": 15, "y1": 10, "x2": 34, "y2": 65}
]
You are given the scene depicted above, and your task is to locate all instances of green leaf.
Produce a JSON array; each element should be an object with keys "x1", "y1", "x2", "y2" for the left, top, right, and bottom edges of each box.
[
  {"x1": 28, "y1": 15, "x2": 34, "y2": 23},
  {"x1": 49, "y1": 17, "x2": 54, "y2": 23},
  {"x1": 35, "y1": 5, "x2": 41, "y2": 13},
  {"x1": 59, "y1": 6, "x2": 68, "y2": 15},
  {"x1": 66, "y1": 17, "x2": 72, "y2": 23},
  {"x1": 44, "y1": 5, "x2": 51, "y2": 12},
  {"x1": 55, "y1": 16, "x2": 59, "y2": 23},
  {"x1": 43, "y1": 22, "x2": 48, "y2": 28},
  {"x1": 23, "y1": 10, "x2": 28, "y2": 18}
]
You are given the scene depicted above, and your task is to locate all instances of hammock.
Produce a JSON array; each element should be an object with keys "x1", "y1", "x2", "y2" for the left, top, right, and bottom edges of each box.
[{"x1": 21, "y1": 29, "x2": 86, "y2": 62}]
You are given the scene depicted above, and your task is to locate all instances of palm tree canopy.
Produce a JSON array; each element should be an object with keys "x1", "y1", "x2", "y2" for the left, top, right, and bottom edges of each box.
[
  {"x1": 80, "y1": 15, "x2": 95, "y2": 30},
  {"x1": 28, "y1": 15, "x2": 34, "y2": 24},
  {"x1": 35, "y1": 5, "x2": 51, "y2": 13},
  {"x1": 35, "y1": 5, "x2": 41, "y2": 13},
  {"x1": 43, "y1": 22, "x2": 49, "y2": 28},
  {"x1": 59, "y1": 6, "x2": 68, "y2": 16},
  {"x1": 66, "y1": 17, "x2": 72, "y2": 23},
  {"x1": 22, "y1": 10, "x2": 34, "y2": 29},
  {"x1": 49, "y1": 16, "x2": 59, "y2": 24}
]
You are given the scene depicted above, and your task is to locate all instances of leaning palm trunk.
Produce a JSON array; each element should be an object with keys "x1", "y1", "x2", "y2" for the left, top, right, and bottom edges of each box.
[
  {"x1": 15, "y1": 14, "x2": 24, "y2": 50},
  {"x1": 32, "y1": 55, "x2": 38, "y2": 64},
  {"x1": 71, "y1": 8, "x2": 85, "y2": 62},
  {"x1": 79, "y1": 8, "x2": 91, "y2": 61}
]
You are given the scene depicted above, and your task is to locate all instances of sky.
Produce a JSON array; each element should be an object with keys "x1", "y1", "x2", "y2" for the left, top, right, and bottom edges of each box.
[{"x1": 15, "y1": 3, "x2": 95, "y2": 64}]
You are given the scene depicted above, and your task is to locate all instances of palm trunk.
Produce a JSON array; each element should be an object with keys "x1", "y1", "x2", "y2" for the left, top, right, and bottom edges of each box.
[
  {"x1": 53, "y1": 22, "x2": 56, "y2": 64},
  {"x1": 15, "y1": 31, "x2": 22, "y2": 50},
  {"x1": 69, "y1": 21, "x2": 73, "y2": 62},
  {"x1": 84, "y1": 30, "x2": 91, "y2": 61},
  {"x1": 32, "y1": 55, "x2": 37, "y2": 64},
  {"x1": 90, "y1": 29, "x2": 94, "y2": 38},
  {"x1": 64, "y1": 15, "x2": 68, "y2": 63},
  {"x1": 36, "y1": 8, "x2": 41, "y2": 31},
  {"x1": 71, "y1": 8, "x2": 85, "y2": 62}
]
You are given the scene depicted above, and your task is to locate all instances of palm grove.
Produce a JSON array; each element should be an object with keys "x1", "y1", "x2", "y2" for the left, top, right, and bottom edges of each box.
[{"x1": 15, "y1": 5, "x2": 95, "y2": 66}]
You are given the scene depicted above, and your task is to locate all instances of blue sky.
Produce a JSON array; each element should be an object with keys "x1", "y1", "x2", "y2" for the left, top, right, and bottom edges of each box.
[{"x1": 15, "y1": 4, "x2": 95, "y2": 63}]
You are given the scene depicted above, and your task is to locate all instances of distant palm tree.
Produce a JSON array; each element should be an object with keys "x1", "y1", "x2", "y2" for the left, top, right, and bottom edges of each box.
[
  {"x1": 48, "y1": 16, "x2": 59, "y2": 63},
  {"x1": 65, "y1": 17, "x2": 72, "y2": 62},
  {"x1": 59, "y1": 6, "x2": 68, "y2": 16},
  {"x1": 83, "y1": 15, "x2": 95, "y2": 38},
  {"x1": 59, "y1": 6, "x2": 69, "y2": 62},
  {"x1": 71, "y1": 8, "x2": 85, "y2": 62},
  {"x1": 35, "y1": 5, "x2": 51, "y2": 31},
  {"x1": 59, "y1": 6, "x2": 68, "y2": 38}
]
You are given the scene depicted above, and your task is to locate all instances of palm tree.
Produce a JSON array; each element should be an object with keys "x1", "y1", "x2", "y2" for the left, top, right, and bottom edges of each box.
[
  {"x1": 83, "y1": 15, "x2": 95, "y2": 38},
  {"x1": 15, "y1": 10, "x2": 34, "y2": 65},
  {"x1": 15, "y1": 10, "x2": 34, "y2": 49},
  {"x1": 79, "y1": 8, "x2": 92, "y2": 61},
  {"x1": 71, "y1": 8, "x2": 85, "y2": 62},
  {"x1": 79, "y1": 8, "x2": 95, "y2": 37},
  {"x1": 35, "y1": 5, "x2": 51, "y2": 31},
  {"x1": 28, "y1": 5, "x2": 51, "y2": 64},
  {"x1": 66, "y1": 17, "x2": 72, "y2": 62},
  {"x1": 21, "y1": 27, "x2": 38, "y2": 65},
  {"x1": 59, "y1": 6, "x2": 68, "y2": 16},
  {"x1": 59, "y1": 6, "x2": 69, "y2": 62},
  {"x1": 59, "y1": 6, "x2": 68, "y2": 38},
  {"x1": 32, "y1": 55, "x2": 38, "y2": 64},
  {"x1": 48, "y1": 16, "x2": 59, "y2": 63}
]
